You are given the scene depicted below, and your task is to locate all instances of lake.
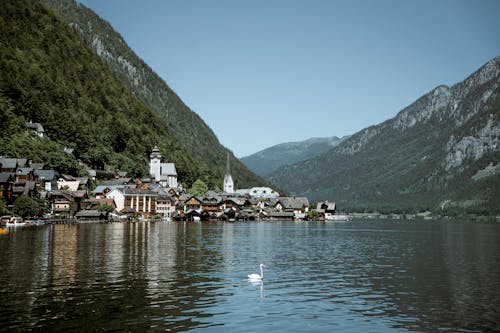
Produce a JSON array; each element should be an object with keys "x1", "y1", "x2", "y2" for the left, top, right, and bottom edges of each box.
[{"x1": 1, "y1": 220, "x2": 499, "y2": 332}]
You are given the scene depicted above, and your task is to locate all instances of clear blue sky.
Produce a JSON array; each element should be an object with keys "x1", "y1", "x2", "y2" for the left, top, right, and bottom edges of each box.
[{"x1": 78, "y1": 0, "x2": 500, "y2": 157}]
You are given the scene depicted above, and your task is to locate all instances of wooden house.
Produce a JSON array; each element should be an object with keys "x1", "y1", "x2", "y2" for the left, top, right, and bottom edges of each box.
[{"x1": 0, "y1": 173, "x2": 14, "y2": 204}]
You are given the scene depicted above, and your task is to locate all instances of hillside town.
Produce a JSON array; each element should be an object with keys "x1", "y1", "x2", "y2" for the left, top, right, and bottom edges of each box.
[{"x1": 1, "y1": 126, "x2": 338, "y2": 224}]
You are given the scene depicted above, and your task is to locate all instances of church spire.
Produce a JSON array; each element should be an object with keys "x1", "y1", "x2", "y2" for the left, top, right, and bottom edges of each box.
[
  {"x1": 225, "y1": 151, "x2": 231, "y2": 175},
  {"x1": 223, "y1": 152, "x2": 234, "y2": 193}
]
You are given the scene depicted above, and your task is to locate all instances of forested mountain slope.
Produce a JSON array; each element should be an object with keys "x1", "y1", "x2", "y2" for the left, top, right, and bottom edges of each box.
[
  {"x1": 241, "y1": 136, "x2": 347, "y2": 177},
  {"x1": 0, "y1": 0, "x2": 181, "y2": 176},
  {"x1": 269, "y1": 57, "x2": 500, "y2": 214},
  {"x1": 41, "y1": 0, "x2": 268, "y2": 188}
]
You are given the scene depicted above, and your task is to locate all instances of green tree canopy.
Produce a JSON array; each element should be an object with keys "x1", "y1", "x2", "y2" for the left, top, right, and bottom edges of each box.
[
  {"x1": 189, "y1": 179, "x2": 208, "y2": 196},
  {"x1": 12, "y1": 195, "x2": 40, "y2": 218}
]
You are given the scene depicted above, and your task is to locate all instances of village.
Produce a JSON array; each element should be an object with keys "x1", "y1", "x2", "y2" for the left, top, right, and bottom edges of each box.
[{"x1": 1, "y1": 123, "x2": 339, "y2": 224}]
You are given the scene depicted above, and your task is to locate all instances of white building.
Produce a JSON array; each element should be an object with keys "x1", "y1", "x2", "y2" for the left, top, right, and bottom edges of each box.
[
  {"x1": 106, "y1": 188, "x2": 125, "y2": 212},
  {"x1": 236, "y1": 187, "x2": 279, "y2": 199},
  {"x1": 156, "y1": 194, "x2": 175, "y2": 221},
  {"x1": 149, "y1": 146, "x2": 178, "y2": 188}
]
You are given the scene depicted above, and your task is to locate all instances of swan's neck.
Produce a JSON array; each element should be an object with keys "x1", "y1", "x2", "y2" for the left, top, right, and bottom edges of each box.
[{"x1": 260, "y1": 266, "x2": 264, "y2": 278}]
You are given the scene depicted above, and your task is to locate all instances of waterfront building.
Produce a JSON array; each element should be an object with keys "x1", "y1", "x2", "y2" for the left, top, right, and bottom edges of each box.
[
  {"x1": 156, "y1": 194, "x2": 175, "y2": 221},
  {"x1": 123, "y1": 188, "x2": 157, "y2": 218}
]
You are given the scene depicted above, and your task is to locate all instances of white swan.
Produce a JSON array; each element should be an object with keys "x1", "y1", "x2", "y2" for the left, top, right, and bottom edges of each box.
[{"x1": 248, "y1": 264, "x2": 265, "y2": 281}]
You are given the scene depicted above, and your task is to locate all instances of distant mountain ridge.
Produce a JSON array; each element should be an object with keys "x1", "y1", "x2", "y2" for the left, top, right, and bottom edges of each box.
[
  {"x1": 41, "y1": 0, "x2": 268, "y2": 188},
  {"x1": 268, "y1": 57, "x2": 500, "y2": 214},
  {"x1": 240, "y1": 136, "x2": 348, "y2": 177}
]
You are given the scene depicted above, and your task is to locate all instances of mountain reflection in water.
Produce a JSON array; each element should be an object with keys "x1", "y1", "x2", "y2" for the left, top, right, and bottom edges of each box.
[{"x1": 0, "y1": 220, "x2": 499, "y2": 332}]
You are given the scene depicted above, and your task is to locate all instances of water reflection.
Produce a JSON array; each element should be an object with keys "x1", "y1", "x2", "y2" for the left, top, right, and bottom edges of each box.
[{"x1": 0, "y1": 220, "x2": 499, "y2": 332}]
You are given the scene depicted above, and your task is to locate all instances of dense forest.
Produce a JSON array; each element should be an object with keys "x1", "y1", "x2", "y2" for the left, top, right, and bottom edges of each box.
[
  {"x1": 40, "y1": 0, "x2": 270, "y2": 189},
  {"x1": 0, "y1": 0, "x2": 267, "y2": 189}
]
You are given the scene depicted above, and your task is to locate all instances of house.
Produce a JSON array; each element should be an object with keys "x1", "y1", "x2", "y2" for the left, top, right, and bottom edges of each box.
[
  {"x1": 34, "y1": 169, "x2": 55, "y2": 191},
  {"x1": 268, "y1": 211, "x2": 295, "y2": 221},
  {"x1": 219, "y1": 197, "x2": 243, "y2": 211},
  {"x1": 75, "y1": 210, "x2": 108, "y2": 222},
  {"x1": 105, "y1": 188, "x2": 125, "y2": 212},
  {"x1": 274, "y1": 197, "x2": 310, "y2": 220},
  {"x1": 123, "y1": 188, "x2": 157, "y2": 218},
  {"x1": 15, "y1": 167, "x2": 34, "y2": 182},
  {"x1": 200, "y1": 196, "x2": 221, "y2": 213},
  {"x1": 57, "y1": 179, "x2": 80, "y2": 191},
  {"x1": 0, "y1": 158, "x2": 18, "y2": 173},
  {"x1": 184, "y1": 196, "x2": 202, "y2": 214},
  {"x1": 85, "y1": 198, "x2": 116, "y2": 211},
  {"x1": 49, "y1": 191, "x2": 73, "y2": 217},
  {"x1": 156, "y1": 194, "x2": 175, "y2": 221},
  {"x1": 12, "y1": 181, "x2": 37, "y2": 198},
  {"x1": 316, "y1": 201, "x2": 336, "y2": 220},
  {"x1": 25, "y1": 121, "x2": 45, "y2": 137}
]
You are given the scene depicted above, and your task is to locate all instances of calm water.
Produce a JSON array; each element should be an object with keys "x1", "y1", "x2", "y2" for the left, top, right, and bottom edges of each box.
[{"x1": 0, "y1": 220, "x2": 499, "y2": 332}]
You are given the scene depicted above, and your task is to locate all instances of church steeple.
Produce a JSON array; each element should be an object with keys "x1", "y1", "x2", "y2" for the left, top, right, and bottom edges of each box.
[
  {"x1": 150, "y1": 145, "x2": 161, "y2": 181},
  {"x1": 223, "y1": 152, "x2": 234, "y2": 193}
]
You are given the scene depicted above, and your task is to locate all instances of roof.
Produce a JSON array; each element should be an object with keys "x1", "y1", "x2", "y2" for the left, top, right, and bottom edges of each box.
[
  {"x1": 34, "y1": 169, "x2": 55, "y2": 180},
  {"x1": 100, "y1": 178, "x2": 133, "y2": 185},
  {"x1": 0, "y1": 158, "x2": 17, "y2": 170},
  {"x1": 70, "y1": 190, "x2": 87, "y2": 198},
  {"x1": 87, "y1": 198, "x2": 115, "y2": 207},
  {"x1": 276, "y1": 197, "x2": 309, "y2": 210},
  {"x1": 30, "y1": 163, "x2": 45, "y2": 170},
  {"x1": 222, "y1": 197, "x2": 244, "y2": 206},
  {"x1": 75, "y1": 210, "x2": 107, "y2": 218},
  {"x1": 25, "y1": 122, "x2": 44, "y2": 133},
  {"x1": 92, "y1": 185, "x2": 125, "y2": 194},
  {"x1": 157, "y1": 194, "x2": 173, "y2": 202},
  {"x1": 123, "y1": 188, "x2": 157, "y2": 196},
  {"x1": 76, "y1": 177, "x2": 89, "y2": 185},
  {"x1": 160, "y1": 163, "x2": 177, "y2": 176},
  {"x1": 16, "y1": 168, "x2": 33, "y2": 175},
  {"x1": 316, "y1": 201, "x2": 336, "y2": 211},
  {"x1": 269, "y1": 211, "x2": 295, "y2": 217},
  {"x1": 0, "y1": 173, "x2": 14, "y2": 183}
]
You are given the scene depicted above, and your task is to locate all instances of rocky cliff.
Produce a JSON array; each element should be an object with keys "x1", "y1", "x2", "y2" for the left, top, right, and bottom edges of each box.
[
  {"x1": 41, "y1": 0, "x2": 269, "y2": 188},
  {"x1": 268, "y1": 57, "x2": 500, "y2": 214}
]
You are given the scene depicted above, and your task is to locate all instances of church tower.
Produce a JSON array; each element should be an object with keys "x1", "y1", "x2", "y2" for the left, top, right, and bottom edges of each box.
[
  {"x1": 149, "y1": 145, "x2": 161, "y2": 181},
  {"x1": 223, "y1": 152, "x2": 234, "y2": 193}
]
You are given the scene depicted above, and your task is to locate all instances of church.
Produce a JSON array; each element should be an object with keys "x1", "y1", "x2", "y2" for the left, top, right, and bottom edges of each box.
[
  {"x1": 149, "y1": 146, "x2": 178, "y2": 188},
  {"x1": 223, "y1": 152, "x2": 234, "y2": 193}
]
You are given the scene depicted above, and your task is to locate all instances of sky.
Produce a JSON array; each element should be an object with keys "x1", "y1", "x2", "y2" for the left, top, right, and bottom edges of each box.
[{"x1": 77, "y1": 0, "x2": 500, "y2": 157}]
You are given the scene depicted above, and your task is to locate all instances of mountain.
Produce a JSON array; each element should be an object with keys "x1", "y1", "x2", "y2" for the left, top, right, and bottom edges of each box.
[
  {"x1": 40, "y1": 0, "x2": 270, "y2": 189},
  {"x1": 0, "y1": 0, "x2": 268, "y2": 188},
  {"x1": 241, "y1": 136, "x2": 348, "y2": 177},
  {"x1": 0, "y1": 0, "x2": 180, "y2": 176},
  {"x1": 268, "y1": 57, "x2": 500, "y2": 214}
]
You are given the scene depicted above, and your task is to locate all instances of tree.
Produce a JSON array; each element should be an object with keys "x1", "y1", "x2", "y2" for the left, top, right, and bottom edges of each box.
[
  {"x1": 12, "y1": 195, "x2": 40, "y2": 218},
  {"x1": 190, "y1": 179, "x2": 208, "y2": 196},
  {"x1": 0, "y1": 197, "x2": 8, "y2": 215},
  {"x1": 97, "y1": 205, "x2": 115, "y2": 213},
  {"x1": 307, "y1": 209, "x2": 319, "y2": 221}
]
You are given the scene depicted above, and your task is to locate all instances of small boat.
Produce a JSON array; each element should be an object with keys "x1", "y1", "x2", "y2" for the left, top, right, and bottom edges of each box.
[
  {"x1": 0, "y1": 227, "x2": 9, "y2": 235},
  {"x1": 6, "y1": 216, "x2": 27, "y2": 227}
]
